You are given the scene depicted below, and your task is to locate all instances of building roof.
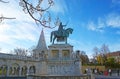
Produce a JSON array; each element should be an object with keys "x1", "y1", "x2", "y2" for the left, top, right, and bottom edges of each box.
[
  {"x1": 107, "y1": 51, "x2": 120, "y2": 57},
  {"x1": 36, "y1": 29, "x2": 47, "y2": 50}
]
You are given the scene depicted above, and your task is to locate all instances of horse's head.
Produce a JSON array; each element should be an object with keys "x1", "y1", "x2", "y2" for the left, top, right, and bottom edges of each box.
[{"x1": 65, "y1": 28, "x2": 73, "y2": 34}]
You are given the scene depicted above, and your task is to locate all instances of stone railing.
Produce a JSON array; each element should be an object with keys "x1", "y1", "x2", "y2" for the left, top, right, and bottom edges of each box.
[
  {"x1": 27, "y1": 75, "x2": 91, "y2": 79},
  {"x1": 0, "y1": 74, "x2": 92, "y2": 79},
  {"x1": 0, "y1": 53, "x2": 80, "y2": 62},
  {"x1": 47, "y1": 57, "x2": 76, "y2": 61},
  {"x1": 0, "y1": 76, "x2": 26, "y2": 79},
  {"x1": 0, "y1": 53, "x2": 41, "y2": 61}
]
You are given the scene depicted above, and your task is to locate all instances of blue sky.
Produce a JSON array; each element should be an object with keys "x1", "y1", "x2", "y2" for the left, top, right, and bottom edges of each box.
[{"x1": 0, "y1": 0, "x2": 120, "y2": 58}]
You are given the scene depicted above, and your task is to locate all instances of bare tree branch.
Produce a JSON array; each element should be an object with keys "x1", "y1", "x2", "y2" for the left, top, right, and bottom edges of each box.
[
  {"x1": 0, "y1": 15, "x2": 16, "y2": 23},
  {"x1": 0, "y1": 0, "x2": 9, "y2": 3},
  {"x1": 13, "y1": 48, "x2": 28, "y2": 56},
  {"x1": 0, "y1": 0, "x2": 59, "y2": 28},
  {"x1": 0, "y1": 0, "x2": 16, "y2": 23},
  {"x1": 19, "y1": 0, "x2": 58, "y2": 29}
]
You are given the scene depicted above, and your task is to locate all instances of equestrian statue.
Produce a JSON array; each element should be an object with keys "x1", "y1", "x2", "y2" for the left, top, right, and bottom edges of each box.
[{"x1": 50, "y1": 22, "x2": 73, "y2": 44}]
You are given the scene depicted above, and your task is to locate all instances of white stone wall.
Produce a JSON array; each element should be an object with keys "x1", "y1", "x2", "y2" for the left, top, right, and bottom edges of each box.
[
  {"x1": 47, "y1": 44, "x2": 81, "y2": 76},
  {"x1": 0, "y1": 44, "x2": 81, "y2": 76},
  {"x1": 0, "y1": 53, "x2": 43, "y2": 76}
]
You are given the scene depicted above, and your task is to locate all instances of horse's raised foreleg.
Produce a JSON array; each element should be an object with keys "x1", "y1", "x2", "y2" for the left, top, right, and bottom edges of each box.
[
  {"x1": 65, "y1": 37, "x2": 67, "y2": 44},
  {"x1": 53, "y1": 36, "x2": 56, "y2": 44},
  {"x1": 51, "y1": 32, "x2": 53, "y2": 43},
  {"x1": 50, "y1": 32, "x2": 52, "y2": 42}
]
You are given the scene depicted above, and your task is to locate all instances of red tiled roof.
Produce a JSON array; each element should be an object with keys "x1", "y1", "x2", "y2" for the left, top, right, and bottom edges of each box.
[{"x1": 107, "y1": 51, "x2": 120, "y2": 57}]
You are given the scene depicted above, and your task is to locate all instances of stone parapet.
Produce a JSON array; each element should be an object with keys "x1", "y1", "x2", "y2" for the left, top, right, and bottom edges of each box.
[{"x1": 0, "y1": 53, "x2": 42, "y2": 61}]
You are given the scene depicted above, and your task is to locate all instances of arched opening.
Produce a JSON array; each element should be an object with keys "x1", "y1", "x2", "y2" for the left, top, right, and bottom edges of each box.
[
  {"x1": 11, "y1": 63, "x2": 20, "y2": 76},
  {"x1": 21, "y1": 66, "x2": 27, "y2": 76},
  {"x1": 0, "y1": 65, "x2": 7, "y2": 76},
  {"x1": 29, "y1": 66, "x2": 36, "y2": 75},
  {"x1": 9, "y1": 67, "x2": 13, "y2": 75}
]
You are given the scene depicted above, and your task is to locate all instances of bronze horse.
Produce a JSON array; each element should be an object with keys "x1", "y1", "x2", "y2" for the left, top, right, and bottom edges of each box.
[{"x1": 50, "y1": 28, "x2": 73, "y2": 44}]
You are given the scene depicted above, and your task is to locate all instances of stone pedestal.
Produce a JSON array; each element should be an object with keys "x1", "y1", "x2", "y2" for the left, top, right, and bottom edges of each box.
[
  {"x1": 48, "y1": 44, "x2": 73, "y2": 59},
  {"x1": 46, "y1": 44, "x2": 81, "y2": 76}
]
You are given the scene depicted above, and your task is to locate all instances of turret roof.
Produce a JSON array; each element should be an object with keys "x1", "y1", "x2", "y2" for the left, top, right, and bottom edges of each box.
[{"x1": 36, "y1": 29, "x2": 47, "y2": 50}]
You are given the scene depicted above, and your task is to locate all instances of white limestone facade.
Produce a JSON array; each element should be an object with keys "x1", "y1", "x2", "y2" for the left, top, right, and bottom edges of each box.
[
  {"x1": 46, "y1": 44, "x2": 81, "y2": 76},
  {"x1": 0, "y1": 29, "x2": 81, "y2": 77}
]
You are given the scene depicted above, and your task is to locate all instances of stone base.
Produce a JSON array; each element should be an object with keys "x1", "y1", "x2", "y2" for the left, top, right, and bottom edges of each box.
[
  {"x1": 48, "y1": 44, "x2": 73, "y2": 59},
  {"x1": 48, "y1": 44, "x2": 73, "y2": 48},
  {"x1": 46, "y1": 44, "x2": 81, "y2": 76}
]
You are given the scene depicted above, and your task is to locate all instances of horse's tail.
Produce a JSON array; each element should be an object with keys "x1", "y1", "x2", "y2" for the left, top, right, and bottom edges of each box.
[{"x1": 50, "y1": 32, "x2": 53, "y2": 42}]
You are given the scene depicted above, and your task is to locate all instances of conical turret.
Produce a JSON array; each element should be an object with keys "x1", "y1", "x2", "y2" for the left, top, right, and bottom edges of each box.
[
  {"x1": 36, "y1": 29, "x2": 47, "y2": 50},
  {"x1": 33, "y1": 29, "x2": 48, "y2": 58}
]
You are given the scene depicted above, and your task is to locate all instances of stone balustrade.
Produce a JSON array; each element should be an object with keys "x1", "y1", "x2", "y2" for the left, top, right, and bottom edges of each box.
[
  {"x1": 27, "y1": 75, "x2": 91, "y2": 79},
  {"x1": 0, "y1": 53, "x2": 42, "y2": 61}
]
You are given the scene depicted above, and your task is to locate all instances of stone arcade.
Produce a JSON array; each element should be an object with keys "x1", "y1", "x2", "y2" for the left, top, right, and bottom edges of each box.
[{"x1": 0, "y1": 26, "x2": 89, "y2": 79}]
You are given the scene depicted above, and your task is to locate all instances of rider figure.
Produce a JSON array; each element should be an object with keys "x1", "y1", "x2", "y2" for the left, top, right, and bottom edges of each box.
[{"x1": 58, "y1": 22, "x2": 66, "y2": 35}]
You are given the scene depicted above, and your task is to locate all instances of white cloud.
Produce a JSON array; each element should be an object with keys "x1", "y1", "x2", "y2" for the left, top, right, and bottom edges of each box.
[
  {"x1": 88, "y1": 21, "x2": 96, "y2": 31},
  {"x1": 87, "y1": 13, "x2": 120, "y2": 32},
  {"x1": 98, "y1": 17, "x2": 105, "y2": 29},
  {"x1": 0, "y1": 22, "x2": 40, "y2": 50},
  {"x1": 106, "y1": 13, "x2": 120, "y2": 28},
  {"x1": 0, "y1": 0, "x2": 32, "y2": 22},
  {"x1": 88, "y1": 21, "x2": 104, "y2": 32},
  {"x1": 0, "y1": 0, "x2": 63, "y2": 53},
  {"x1": 10, "y1": 24, "x2": 38, "y2": 41},
  {"x1": 0, "y1": 0, "x2": 44, "y2": 53}
]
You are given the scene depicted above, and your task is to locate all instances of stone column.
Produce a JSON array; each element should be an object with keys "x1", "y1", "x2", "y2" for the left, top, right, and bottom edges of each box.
[
  {"x1": 27, "y1": 67, "x2": 29, "y2": 76},
  {"x1": 60, "y1": 64, "x2": 62, "y2": 74},
  {"x1": 12, "y1": 67, "x2": 14, "y2": 76},
  {"x1": 7, "y1": 66, "x2": 10, "y2": 76},
  {"x1": 19, "y1": 67, "x2": 21, "y2": 76},
  {"x1": 59, "y1": 49, "x2": 62, "y2": 58},
  {"x1": 48, "y1": 49, "x2": 51, "y2": 59}
]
